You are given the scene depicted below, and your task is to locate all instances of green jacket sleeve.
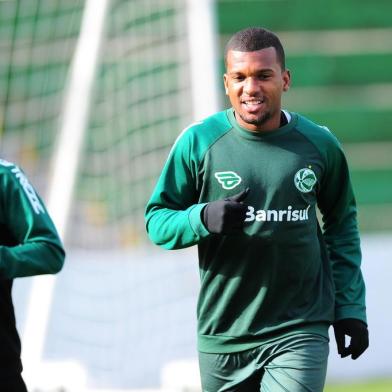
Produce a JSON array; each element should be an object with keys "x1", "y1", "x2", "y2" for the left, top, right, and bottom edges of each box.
[
  {"x1": 0, "y1": 160, "x2": 65, "y2": 278},
  {"x1": 145, "y1": 128, "x2": 210, "y2": 250},
  {"x1": 317, "y1": 137, "x2": 366, "y2": 324}
]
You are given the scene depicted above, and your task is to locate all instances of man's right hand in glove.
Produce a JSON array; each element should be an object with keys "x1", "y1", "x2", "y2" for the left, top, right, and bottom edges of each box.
[{"x1": 202, "y1": 188, "x2": 250, "y2": 234}]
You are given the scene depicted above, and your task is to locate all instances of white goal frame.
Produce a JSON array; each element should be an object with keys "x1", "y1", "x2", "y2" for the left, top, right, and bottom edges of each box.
[{"x1": 21, "y1": 0, "x2": 111, "y2": 388}]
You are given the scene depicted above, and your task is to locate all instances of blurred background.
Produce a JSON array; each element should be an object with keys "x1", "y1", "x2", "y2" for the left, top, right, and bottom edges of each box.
[{"x1": 0, "y1": 0, "x2": 391, "y2": 391}]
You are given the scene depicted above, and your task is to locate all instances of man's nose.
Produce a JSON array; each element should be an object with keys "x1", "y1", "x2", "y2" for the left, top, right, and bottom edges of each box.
[{"x1": 243, "y1": 77, "x2": 259, "y2": 95}]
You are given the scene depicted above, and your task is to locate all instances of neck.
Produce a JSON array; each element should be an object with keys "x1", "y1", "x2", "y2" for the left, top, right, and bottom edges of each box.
[{"x1": 235, "y1": 110, "x2": 284, "y2": 133}]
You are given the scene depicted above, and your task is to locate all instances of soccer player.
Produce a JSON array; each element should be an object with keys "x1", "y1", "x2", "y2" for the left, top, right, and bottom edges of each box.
[
  {"x1": 0, "y1": 159, "x2": 65, "y2": 391},
  {"x1": 145, "y1": 27, "x2": 368, "y2": 391}
]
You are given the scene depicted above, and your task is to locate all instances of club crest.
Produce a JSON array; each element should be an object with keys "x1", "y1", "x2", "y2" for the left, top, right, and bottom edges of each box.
[
  {"x1": 294, "y1": 168, "x2": 317, "y2": 193},
  {"x1": 215, "y1": 171, "x2": 242, "y2": 190}
]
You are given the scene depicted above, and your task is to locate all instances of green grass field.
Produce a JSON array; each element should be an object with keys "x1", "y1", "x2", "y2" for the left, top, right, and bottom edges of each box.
[{"x1": 325, "y1": 379, "x2": 392, "y2": 391}]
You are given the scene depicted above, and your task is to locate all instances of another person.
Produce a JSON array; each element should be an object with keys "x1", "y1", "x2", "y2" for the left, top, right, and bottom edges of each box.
[
  {"x1": 145, "y1": 27, "x2": 368, "y2": 391},
  {"x1": 0, "y1": 158, "x2": 65, "y2": 391}
]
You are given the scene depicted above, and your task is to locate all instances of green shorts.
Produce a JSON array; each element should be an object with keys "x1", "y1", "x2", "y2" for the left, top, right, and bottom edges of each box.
[{"x1": 198, "y1": 333, "x2": 329, "y2": 392}]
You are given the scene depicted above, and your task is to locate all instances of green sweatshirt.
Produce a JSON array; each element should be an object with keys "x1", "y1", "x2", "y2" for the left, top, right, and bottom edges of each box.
[
  {"x1": 0, "y1": 158, "x2": 65, "y2": 376},
  {"x1": 0, "y1": 159, "x2": 65, "y2": 278},
  {"x1": 145, "y1": 109, "x2": 366, "y2": 354}
]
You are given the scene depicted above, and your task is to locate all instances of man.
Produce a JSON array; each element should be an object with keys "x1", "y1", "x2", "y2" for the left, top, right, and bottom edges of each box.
[
  {"x1": 0, "y1": 158, "x2": 65, "y2": 391},
  {"x1": 145, "y1": 27, "x2": 368, "y2": 391}
]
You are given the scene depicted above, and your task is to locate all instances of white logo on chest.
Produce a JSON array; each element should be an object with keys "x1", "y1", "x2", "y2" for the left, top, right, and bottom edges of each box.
[
  {"x1": 294, "y1": 168, "x2": 317, "y2": 193},
  {"x1": 214, "y1": 171, "x2": 242, "y2": 190}
]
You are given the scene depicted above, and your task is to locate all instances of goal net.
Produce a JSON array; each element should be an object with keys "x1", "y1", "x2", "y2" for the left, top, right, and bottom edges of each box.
[{"x1": 0, "y1": 0, "x2": 219, "y2": 390}]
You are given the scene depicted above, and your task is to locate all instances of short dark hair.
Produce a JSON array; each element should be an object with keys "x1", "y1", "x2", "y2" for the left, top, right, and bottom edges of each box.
[{"x1": 224, "y1": 27, "x2": 286, "y2": 70}]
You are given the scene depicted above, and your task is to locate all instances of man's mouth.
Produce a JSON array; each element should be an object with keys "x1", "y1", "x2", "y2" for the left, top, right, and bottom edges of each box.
[{"x1": 241, "y1": 98, "x2": 265, "y2": 112}]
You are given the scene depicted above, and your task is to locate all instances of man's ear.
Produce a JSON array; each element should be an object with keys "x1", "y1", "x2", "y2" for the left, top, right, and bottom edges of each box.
[{"x1": 223, "y1": 74, "x2": 229, "y2": 95}]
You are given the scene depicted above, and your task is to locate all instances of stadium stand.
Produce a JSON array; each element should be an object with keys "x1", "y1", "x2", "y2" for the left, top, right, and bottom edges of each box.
[{"x1": 217, "y1": 0, "x2": 392, "y2": 232}]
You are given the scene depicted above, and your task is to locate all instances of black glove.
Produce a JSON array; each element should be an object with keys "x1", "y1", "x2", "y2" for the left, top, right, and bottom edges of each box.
[
  {"x1": 202, "y1": 188, "x2": 250, "y2": 234},
  {"x1": 333, "y1": 318, "x2": 369, "y2": 360}
]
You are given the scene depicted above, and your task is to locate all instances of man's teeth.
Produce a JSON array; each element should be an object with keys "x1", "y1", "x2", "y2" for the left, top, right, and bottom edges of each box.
[{"x1": 244, "y1": 100, "x2": 262, "y2": 104}]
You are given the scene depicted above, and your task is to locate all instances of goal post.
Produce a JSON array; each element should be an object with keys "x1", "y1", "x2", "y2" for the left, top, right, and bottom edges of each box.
[
  {"x1": 21, "y1": 0, "x2": 111, "y2": 388},
  {"x1": 186, "y1": 0, "x2": 221, "y2": 120}
]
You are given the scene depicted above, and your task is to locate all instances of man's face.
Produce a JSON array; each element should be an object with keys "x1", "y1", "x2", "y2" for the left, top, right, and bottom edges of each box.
[{"x1": 224, "y1": 47, "x2": 290, "y2": 132}]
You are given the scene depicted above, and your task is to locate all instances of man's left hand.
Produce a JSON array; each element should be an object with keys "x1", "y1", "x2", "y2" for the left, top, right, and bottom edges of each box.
[{"x1": 333, "y1": 318, "x2": 369, "y2": 360}]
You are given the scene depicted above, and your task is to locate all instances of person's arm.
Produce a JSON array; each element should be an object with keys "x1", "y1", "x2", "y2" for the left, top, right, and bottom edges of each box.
[
  {"x1": 145, "y1": 131, "x2": 210, "y2": 250},
  {"x1": 0, "y1": 161, "x2": 65, "y2": 278},
  {"x1": 316, "y1": 137, "x2": 368, "y2": 359},
  {"x1": 145, "y1": 122, "x2": 249, "y2": 250},
  {"x1": 317, "y1": 140, "x2": 366, "y2": 323}
]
